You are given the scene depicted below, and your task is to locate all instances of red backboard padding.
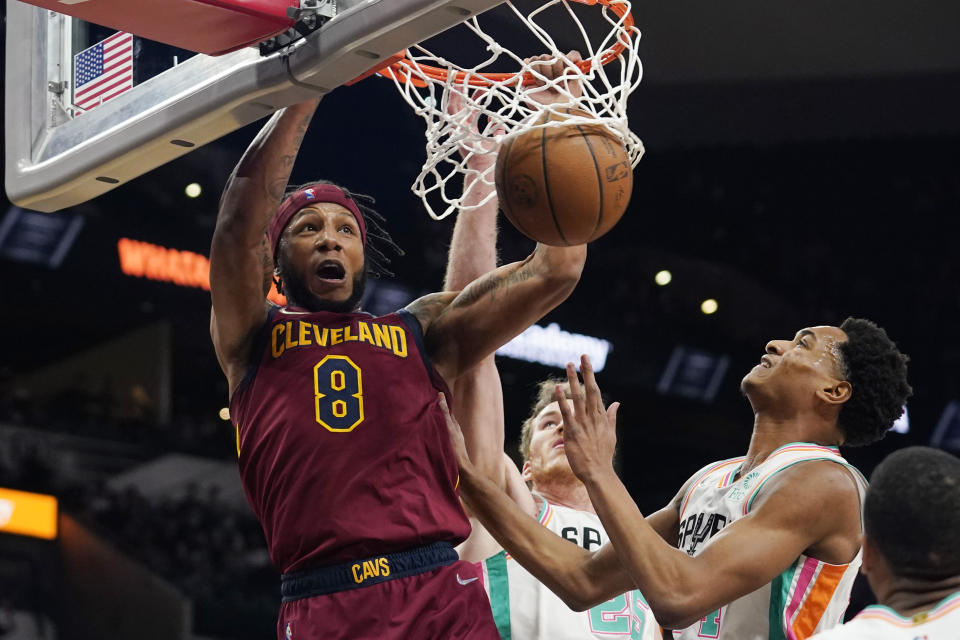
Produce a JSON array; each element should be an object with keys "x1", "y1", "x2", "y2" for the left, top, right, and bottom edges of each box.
[{"x1": 17, "y1": 0, "x2": 297, "y2": 56}]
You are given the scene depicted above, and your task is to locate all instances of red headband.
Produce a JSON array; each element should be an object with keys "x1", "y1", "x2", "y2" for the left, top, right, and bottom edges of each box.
[{"x1": 268, "y1": 185, "x2": 367, "y2": 258}]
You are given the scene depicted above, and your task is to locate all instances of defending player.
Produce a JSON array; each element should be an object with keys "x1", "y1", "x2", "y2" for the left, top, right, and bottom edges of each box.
[
  {"x1": 811, "y1": 446, "x2": 960, "y2": 639},
  {"x1": 444, "y1": 319, "x2": 911, "y2": 639},
  {"x1": 443, "y1": 97, "x2": 659, "y2": 639},
  {"x1": 208, "y1": 89, "x2": 586, "y2": 638}
]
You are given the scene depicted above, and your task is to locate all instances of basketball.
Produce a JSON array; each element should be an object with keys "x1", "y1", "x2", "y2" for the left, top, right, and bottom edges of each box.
[{"x1": 495, "y1": 109, "x2": 633, "y2": 246}]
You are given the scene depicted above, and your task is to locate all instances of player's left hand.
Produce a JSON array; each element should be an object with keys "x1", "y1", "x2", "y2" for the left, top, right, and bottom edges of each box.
[{"x1": 556, "y1": 354, "x2": 620, "y2": 483}]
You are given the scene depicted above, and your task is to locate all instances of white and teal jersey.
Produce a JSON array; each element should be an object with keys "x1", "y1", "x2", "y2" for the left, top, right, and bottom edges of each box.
[
  {"x1": 673, "y1": 443, "x2": 868, "y2": 640},
  {"x1": 811, "y1": 591, "x2": 960, "y2": 639},
  {"x1": 480, "y1": 498, "x2": 661, "y2": 640}
]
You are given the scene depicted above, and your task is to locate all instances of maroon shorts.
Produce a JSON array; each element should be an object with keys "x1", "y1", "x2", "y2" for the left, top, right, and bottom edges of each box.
[{"x1": 277, "y1": 558, "x2": 498, "y2": 640}]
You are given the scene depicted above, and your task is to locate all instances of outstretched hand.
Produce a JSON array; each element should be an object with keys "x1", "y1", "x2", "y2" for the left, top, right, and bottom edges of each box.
[{"x1": 555, "y1": 354, "x2": 620, "y2": 483}]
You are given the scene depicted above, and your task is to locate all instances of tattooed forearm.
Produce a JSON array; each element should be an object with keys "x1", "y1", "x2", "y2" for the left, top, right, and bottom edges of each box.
[
  {"x1": 262, "y1": 109, "x2": 313, "y2": 201},
  {"x1": 453, "y1": 273, "x2": 499, "y2": 309},
  {"x1": 267, "y1": 176, "x2": 289, "y2": 202},
  {"x1": 452, "y1": 264, "x2": 536, "y2": 309}
]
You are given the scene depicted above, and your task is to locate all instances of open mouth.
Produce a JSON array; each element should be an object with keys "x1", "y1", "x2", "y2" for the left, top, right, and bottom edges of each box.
[
  {"x1": 316, "y1": 260, "x2": 346, "y2": 282},
  {"x1": 760, "y1": 355, "x2": 773, "y2": 368}
]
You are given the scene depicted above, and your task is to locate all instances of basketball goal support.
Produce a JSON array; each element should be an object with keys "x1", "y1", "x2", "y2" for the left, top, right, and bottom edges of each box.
[{"x1": 4, "y1": 0, "x2": 505, "y2": 212}]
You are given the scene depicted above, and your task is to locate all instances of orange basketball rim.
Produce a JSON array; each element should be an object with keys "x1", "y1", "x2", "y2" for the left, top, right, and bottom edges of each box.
[{"x1": 377, "y1": 0, "x2": 635, "y2": 88}]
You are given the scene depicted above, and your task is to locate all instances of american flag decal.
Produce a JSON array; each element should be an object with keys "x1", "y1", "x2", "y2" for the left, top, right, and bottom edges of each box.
[{"x1": 72, "y1": 32, "x2": 134, "y2": 112}]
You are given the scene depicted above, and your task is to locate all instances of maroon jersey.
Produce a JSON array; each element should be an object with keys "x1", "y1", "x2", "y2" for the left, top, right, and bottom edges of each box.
[{"x1": 229, "y1": 306, "x2": 470, "y2": 573}]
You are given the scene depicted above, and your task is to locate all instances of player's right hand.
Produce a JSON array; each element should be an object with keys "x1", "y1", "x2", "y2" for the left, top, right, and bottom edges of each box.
[
  {"x1": 524, "y1": 50, "x2": 584, "y2": 107},
  {"x1": 556, "y1": 355, "x2": 621, "y2": 483}
]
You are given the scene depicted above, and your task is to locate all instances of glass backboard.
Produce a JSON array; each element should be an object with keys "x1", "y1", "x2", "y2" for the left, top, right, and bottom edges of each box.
[{"x1": 5, "y1": 0, "x2": 505, "y2": 212}]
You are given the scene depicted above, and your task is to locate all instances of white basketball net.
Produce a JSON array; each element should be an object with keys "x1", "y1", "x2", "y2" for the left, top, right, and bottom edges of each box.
[{"x1": 382, "y1": 0, "x2": 644, "y2": 220}]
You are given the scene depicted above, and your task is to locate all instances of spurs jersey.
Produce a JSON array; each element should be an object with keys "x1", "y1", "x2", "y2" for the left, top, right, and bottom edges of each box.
[
  {"x1": 480, "y1": 497, "x2": 661, "y2": 640},
  {"x1": 811, "y1": 592, "x2": 960, "y2": 639},
  {"x1": 230, "y1": 306, "x2": 470, "y2": 574},
  {"x1": 674, "y1": 443, "x2": 867, "y2": 640}
]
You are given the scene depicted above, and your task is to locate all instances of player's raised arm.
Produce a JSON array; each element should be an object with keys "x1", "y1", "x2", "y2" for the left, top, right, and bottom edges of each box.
[
  {"x1": 209, "y1": 99, "x2": 320, "y2": 392},
  {"x1": 557, "y1": 356, "x2": 863, "y2": 629},
  {"x1": 442, "y1": 93, "x2": 520, "y2": 494},
  {"x1": 418, "y1": 241, "x2": 586, "y2": 382},
  {"x1": 406, "y1": 51, "x2": 589, "y2": 382}
]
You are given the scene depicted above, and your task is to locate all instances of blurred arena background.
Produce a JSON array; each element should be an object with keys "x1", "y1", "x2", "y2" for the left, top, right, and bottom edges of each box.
[{"x1": 1, "y1": 1, "x2": 959, "y2": 638}]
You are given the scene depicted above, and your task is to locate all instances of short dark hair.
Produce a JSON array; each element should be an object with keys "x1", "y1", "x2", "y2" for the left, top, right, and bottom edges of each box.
[
  {"x1": 865, "y1": 446, "x2": 960, "y2": 579},
  {"x1": 836, "y1": 317, "x2": 911, "y2": 446},
  {"x1": 281, "y1": 180, "x2": 404, "y2": 278}
]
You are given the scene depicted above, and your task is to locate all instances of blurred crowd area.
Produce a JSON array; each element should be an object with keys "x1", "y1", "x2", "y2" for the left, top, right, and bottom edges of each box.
[
  {"x1": 0, "y1": 367, "x2": 233, "y2": 460},
  {"x1": 0, "y1": 382, "x2": 276, "y2": 639},
  {"x1": 76, "y1": 483, "x2": 277, "y2": 638}
]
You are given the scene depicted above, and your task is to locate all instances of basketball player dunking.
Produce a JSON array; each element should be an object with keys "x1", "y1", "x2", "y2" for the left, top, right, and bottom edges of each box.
[
  {"x1": 442, "y1": 87, "x2": 659, "y2": 640},
  {"x1": 208, "y1": 68, "x2": 587, "y2": 640},
  {"x1": 444, "y1": 321, "x2": 910, "y2": 639}
]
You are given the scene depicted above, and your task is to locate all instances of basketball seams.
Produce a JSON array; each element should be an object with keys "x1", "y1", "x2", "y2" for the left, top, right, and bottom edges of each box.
[
  {"x1": 540, "y1": 111, "x2": 570, "y2": 246},
  {"x1": 496, "y1": 134, "x2": 534, "y2": 240},
  {"x1": 496, "y1": 108, "x2": 629, "y2": 246},
  {"x1": 569, "y1": 108, "x2": 605, "y2": 241}
]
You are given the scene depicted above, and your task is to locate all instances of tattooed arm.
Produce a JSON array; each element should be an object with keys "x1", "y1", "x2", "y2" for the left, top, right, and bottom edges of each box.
[
  {"x1": 408, "y1": 243, "x2": 586, "y2": 384},
  {"x1": 209, "y1": 99, "x2": 320, "y2": 395}
]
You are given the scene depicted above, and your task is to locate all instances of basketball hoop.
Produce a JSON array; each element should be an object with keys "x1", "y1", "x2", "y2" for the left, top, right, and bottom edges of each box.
[{"x1": 379, "y1": 0, "x2": 644, "y2": 221}]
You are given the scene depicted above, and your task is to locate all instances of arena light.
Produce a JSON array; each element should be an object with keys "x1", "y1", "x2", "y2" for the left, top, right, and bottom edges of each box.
[
  {"x1": 219, "y1": 408, "x2": 231, "y2": 421},
  {"x1": 185, "y1": 183, "x2": 202, "y2": 198},
  {"x1": 700, "y1": 298, "x2": 718, "y2": 315},
  {"x1": 0, "y1": 487, "x2": 58, "y2": 540},
  {"x1": 496, "y1": 323, "x2": 613, "y2": 371},
  {"x1": 891, "y1": 406, "x2": 910, "y2": 434},
  {"x1": 654, "y1": 270, "x2": 672, "y2": 286}
]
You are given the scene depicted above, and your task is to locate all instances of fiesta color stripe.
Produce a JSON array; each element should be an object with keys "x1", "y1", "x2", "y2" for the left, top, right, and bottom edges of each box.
[
  {"x1": 855, "y1": 592, "x2": 960, "y2": 627},
  {"x1": 539, "y1": 502, "x2": 555, "y2": 528},
  {"x1": 679, "y1": 458, "x2": 743, "y2": 515},
  {"x1": 744, "y1": 457, "x2": 864, "y2": 516},
  {"x1": 782, "y1": 559, "x2": 847, "y2": 639},
  {"x1": 487, "y1": 551, "x2": 512, "y2": 640},
  {"x1": 768, "y1": 561, "x2": 801, "y2": 640},
  {"x1": 718, "y1": 466, "x2": 740, "y2": 488},
  {"x1": 743, "y1": 444, "x2": 846, "y2": 515}
]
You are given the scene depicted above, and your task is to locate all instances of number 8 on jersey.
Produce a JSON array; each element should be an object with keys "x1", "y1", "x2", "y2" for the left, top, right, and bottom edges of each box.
[{"x1": 314, "y1": 355, "x2": 364, "y2": 432}]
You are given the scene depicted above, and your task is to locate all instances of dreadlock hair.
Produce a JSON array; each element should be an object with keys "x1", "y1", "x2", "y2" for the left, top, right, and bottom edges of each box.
[
  {"x1": 280, "y1": 180, "x2": 404, "y2": 280},
  {"x1": 865, "y1": 446, "x2": 960, "y2": 580},
  {"x1": 836, "y1": 317, "x2": 912, "y2": 446}
]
